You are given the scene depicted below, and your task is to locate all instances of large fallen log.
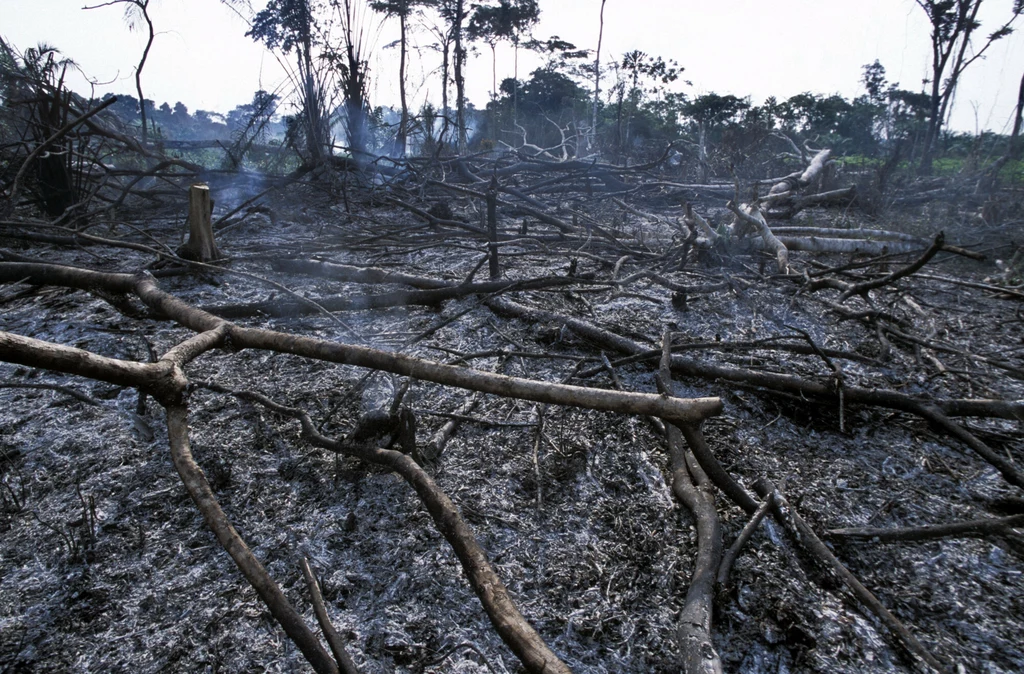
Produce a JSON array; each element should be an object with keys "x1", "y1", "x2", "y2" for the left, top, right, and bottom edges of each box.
[{"x1": 0, "y1": 262, "x2": 723, "y2": 426}]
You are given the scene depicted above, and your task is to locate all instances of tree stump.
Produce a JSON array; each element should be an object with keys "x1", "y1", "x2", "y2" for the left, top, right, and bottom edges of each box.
[{"x1": 177, "y1": 183, "x2": 222, "y2": 262}]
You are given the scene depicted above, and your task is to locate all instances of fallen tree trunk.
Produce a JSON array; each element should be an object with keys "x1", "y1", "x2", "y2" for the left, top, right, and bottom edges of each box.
[
  {"x1": 0, "y1": 262, "x2": 723, "y2": 426},
  {"x1": 484, "y1": 293, "x2": 1024, "y2": 489}
]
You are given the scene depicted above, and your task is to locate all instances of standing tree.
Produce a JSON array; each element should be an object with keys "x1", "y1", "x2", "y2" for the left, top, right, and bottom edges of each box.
[
  {"x1": 913, "y1": 0, "x2": 1022, "y2": 174},
  {"x1": 370, "y1": 0, "x2": 424, "y2": 156},
  {"x1": 590, "y1": 0, "x2": 607, "y2": 153},
  {"x1": 1011, "y1": 69, "x2": 1024, "y2": 159},
  {"x1": 467, "y1": 0, "x2": 540, "y2": 117},
  {"x1": 613, "y1": 50, "x2": 681, "y2": 159},
  {"x1": 421, "y1": 8, "x2": 456, "y2": 148},
  {"x1": 681, "y1": 93, "x2": 749, "y2": 183},
  {"x1": 0, "y1": 41, "x2": 81, "y2": 216},
  {"x1": 324, "y1": 0, "x2": 375, "y2": 160},
  {"x1": 248, "y1": 0, "x2": 332, "y2": 164},
  {"x1": 435, "y1": 0, "x2": 469, "y2": 151}
]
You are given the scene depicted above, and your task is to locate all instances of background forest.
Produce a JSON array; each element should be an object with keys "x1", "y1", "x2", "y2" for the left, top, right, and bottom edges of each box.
[{"x1": 3, "y1": 0, "x2": 1022, "y2": 184}]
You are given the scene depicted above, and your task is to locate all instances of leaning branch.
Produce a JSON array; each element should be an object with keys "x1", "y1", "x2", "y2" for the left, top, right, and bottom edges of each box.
[
  {"x1": 5, "y1": 96, "x2": 119, "y2": 209},
  {"x1": 827, "y1": 515, "x2": 1024, "y2": 543}
]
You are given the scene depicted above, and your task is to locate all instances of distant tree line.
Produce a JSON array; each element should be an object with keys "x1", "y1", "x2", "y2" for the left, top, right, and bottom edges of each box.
[
  {"x1": 97, "y1": 91, "x2": 287, "y2": 144},
  {"x1": 4, "y1": 0, "x2": 1022, "y2": 178}
]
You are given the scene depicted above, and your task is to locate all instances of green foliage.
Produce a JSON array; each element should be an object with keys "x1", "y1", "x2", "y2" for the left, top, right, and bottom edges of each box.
[
  {"x1": 680, "y1": 93, "x2": 748, "y2": 127},
  {"x1": 499, "y1": 68, "x2": 588, "y2": 115},
  {"x1": 247, "y1": 0, "x2": 318, "y2": 54},
  {"x1": 481, "y1": 66, "x2": 589, "y2": 151},
  {"x1": 368, "y1": 0, "x2": 421, "y2": 18},
  {"x1": 467, "y1": 0, "x2": 540, "y2": 46}
]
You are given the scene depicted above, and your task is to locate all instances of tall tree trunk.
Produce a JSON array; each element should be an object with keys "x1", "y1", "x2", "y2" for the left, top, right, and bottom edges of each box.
[
  {"x1": 698, "y1": 122, "x2": 709, "y2": 184},
  {"x1": 513, "y1": 40, "x2": 519, "y2": 125},
  {"x1": 1011, "y1": 69, "x2": 1024, "y2": 160},
  {"x1": 440, "y1": 37, "x2": 451, "y2": 147},
  {"x1": 917, "y1": 93, "x2": 941, "y2": 175},
  {"x1": 397, "y1": 13, "x2": 409, "y2": 157},
  {"x1": 615, "y1": 89, "x2": 624, "y2": 159},
  {"x1": 918, "y1": 0, "x2": 986, "y2": 175},
  {"x1": 490, "y1": 42, "x2": 497, "y2": 100},
  {"x1": 344, "y1": 41, "x2": 366, "y2": 158},
  {"x1": 300, "y1": 44, "x2": 325, "y2": 164},
  {"x1": 454, "y1": 0, "x2": 467, "y2": 153},
  {"x1": 590, "y1": 0, "x2": 607, "y2": 153}
]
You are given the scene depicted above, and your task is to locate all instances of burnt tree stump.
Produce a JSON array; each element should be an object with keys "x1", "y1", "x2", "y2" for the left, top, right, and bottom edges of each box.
[{"x1": 177, "y1": 183, "x2": 222, "y2": 262}]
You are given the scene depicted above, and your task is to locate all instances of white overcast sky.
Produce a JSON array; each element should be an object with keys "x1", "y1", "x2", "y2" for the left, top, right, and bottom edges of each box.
[{"x1": 4, "y1": 0, "x2": 1023, "y2": 133}]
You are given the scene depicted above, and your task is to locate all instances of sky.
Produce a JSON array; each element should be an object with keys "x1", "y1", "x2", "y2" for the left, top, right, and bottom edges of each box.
[{"x1": 3, "y1": 0, "x2": 1023, "y2": 133}]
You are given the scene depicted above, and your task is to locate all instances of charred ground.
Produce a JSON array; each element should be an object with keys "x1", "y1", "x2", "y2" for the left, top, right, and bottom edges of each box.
[{"x1": 0, "y1": 168, "x2": 1021, "y2": 673}]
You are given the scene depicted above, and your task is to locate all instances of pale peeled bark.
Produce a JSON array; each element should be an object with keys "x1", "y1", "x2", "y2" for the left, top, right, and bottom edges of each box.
[
  {"x1": 768, "y1": 148, "x2": 832, "y2": 200},
  {"x1": 799, "y1": 148, "x2": 832, "y2": 186},
  {"x1": 773, "y1": 236, "x2": 923, "y2": 256},
  {"x1": 728, "y1": 201, "x2": 789, "y2": 273},
  {"x1": 683, "y1": 204, "x2": 719, "y2": 244}
]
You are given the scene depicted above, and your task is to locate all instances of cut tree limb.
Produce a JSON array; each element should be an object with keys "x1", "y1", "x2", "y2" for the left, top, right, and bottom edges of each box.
[
  {"x1": 482, "y1": 291, "x2": 1024, "y2": 488},
  {"x1": 753, "y1": 479, "x2": 947, "y2": 673},
  {"x1": 301, "y1": 559, "x2": 362, "y2": 674},
  {"x1": 0, "y1": 262, "x2": 722, "y2": 427},
  {"x1": 838, "y1": 232, "x2": 944, "y2": 301},
  {"x1": 716, "y1": 495, "x2": 774, "y2": 587},
  {"x1": 166, "y1": 405, "x2": 340, "y2": 674},
  {"x1": 827, "y1": 515, "x2": 1024, "y2": 543},
  {"x1": 658, "y1": 331, "x2": 724, "y2": 674}
]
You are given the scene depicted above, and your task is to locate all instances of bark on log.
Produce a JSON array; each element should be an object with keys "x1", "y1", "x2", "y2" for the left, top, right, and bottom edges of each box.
[
  {"x1": 683, "y1": 203, "x2": 719, "y2": 245},
  {"x1": 0, "y1": 262, "x2": 722, "y2": 426},
  {"x1": 773, "y1": 236, "x2": 927, "y2": 257},
  {"x1": 827, "y1": 515, "x2": 1024, "y2": 543},
  {"x1": 271, "y1": 259, "x2": 452, "y2": 289},
  {"x1": 482, "y1": 291, "x2": 1024, "y2": 488},
  {"x1": 658, "y1": 333, "x2": 723, "y2": 674},
  {"x1": 764, "y1": 186, "x2": 856, "y2": 218},
  {"x1": 204, "y1": 275, "x2": 589, "y2": 319}
]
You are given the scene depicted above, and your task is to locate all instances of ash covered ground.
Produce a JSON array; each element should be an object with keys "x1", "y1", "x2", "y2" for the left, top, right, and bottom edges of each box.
[{"x1": 0, "y1": 185, "x2": 1022, "y2": 673}]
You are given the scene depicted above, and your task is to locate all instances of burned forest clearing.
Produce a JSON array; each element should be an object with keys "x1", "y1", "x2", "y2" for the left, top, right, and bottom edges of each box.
[
  {"x1": 0, "y1": 151, "x2": 1022, "y2": 673},
  {"x1": 3, "y1": 0, "x2": 1024, "y2": 670}
]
